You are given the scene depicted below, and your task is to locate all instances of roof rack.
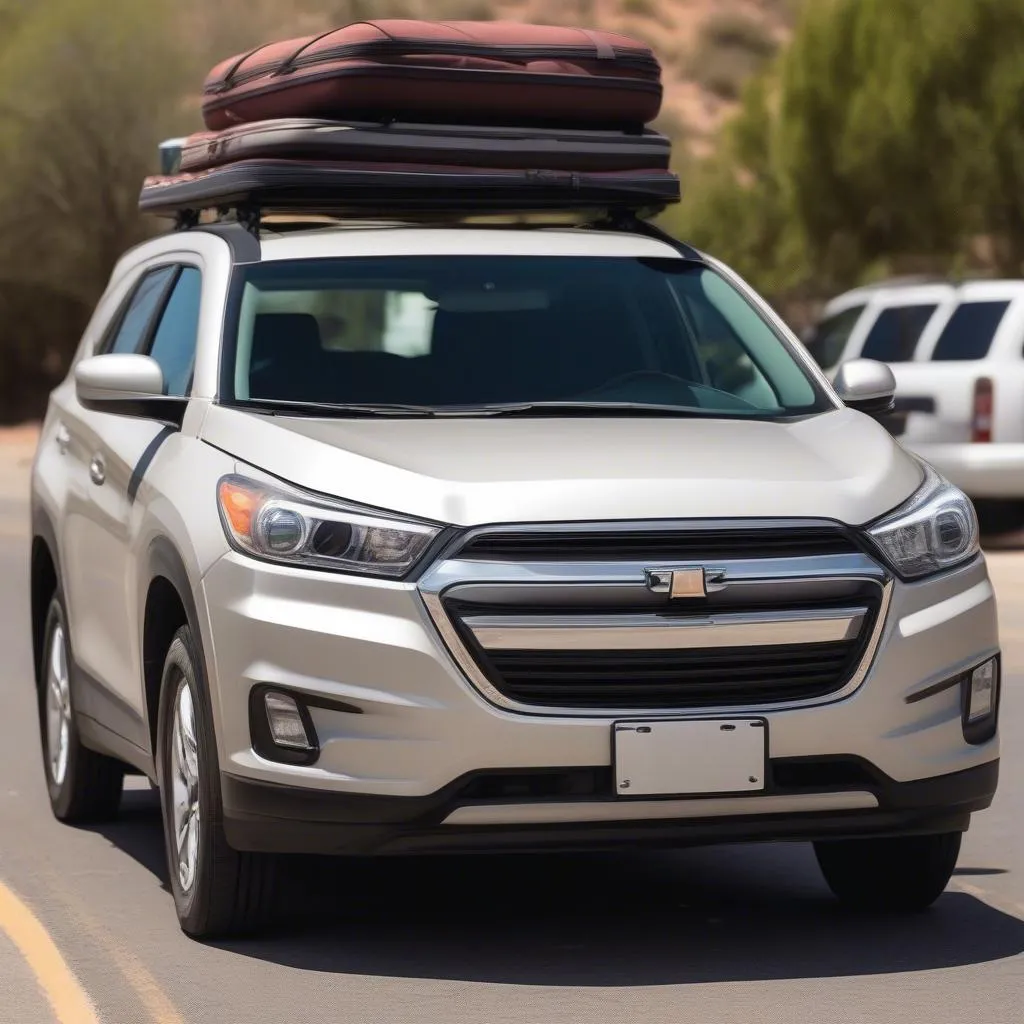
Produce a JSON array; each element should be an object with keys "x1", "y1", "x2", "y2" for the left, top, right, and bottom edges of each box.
[
  {"x1": 171, "y1": 204, "x2": 705, "y2": 270},
  {"x1": 149, "y1": 139, "x2": 696, "y2": 259},
  {"x1": 171, "y1": 203, "x2": 674, "y2": 236},
  {"x1": 142, "y1": 161, "x2": 678, "y2": 235}
]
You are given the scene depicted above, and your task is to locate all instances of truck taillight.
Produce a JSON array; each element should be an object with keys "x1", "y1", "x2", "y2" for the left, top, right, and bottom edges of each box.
[{"x1": 971, "y1": 377, "x2": 993, "y2": 443}]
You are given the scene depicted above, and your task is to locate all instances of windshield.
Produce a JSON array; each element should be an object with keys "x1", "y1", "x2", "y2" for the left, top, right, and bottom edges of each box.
[{"x1": 221, "y1": 255, "x2": 830, "y2": 417}]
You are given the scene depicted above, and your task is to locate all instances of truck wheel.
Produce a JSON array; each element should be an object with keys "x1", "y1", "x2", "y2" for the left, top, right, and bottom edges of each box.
[
  {"x1": 39, "y1": 596, "x2": 124, "y2": 822},
  {"x1": 814, "y1": 832, "x2": 962, "y2": 911},
  {"x1": 156, "y1": 625, "x2": 278, "y2": 939}
]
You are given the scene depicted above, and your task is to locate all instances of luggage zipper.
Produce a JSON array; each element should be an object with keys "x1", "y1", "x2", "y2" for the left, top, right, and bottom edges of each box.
[{"x1": 210, "y1": 41, "x2": 660, "y2": 93}]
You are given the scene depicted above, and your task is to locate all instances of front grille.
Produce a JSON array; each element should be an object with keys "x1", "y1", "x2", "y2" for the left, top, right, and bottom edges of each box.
[
  {"x1": 474, "y1": 639, "x2": 865, "y2": 710},
  {"x1": 424, "y1": 522, "x2": 887, "y2": 713},
  {"x1": 457, "y1": 526, "x2": 860, "y2": 562}
]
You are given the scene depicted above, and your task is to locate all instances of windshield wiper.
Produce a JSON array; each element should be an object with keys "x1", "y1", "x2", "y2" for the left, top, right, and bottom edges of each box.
[
  {"x1": 234, "y1": 398, "x2": 759, "y2": 419},
  {"x1": 453, "y1": 401, "x2": 720, "y2": 417},
  {"x1": 234, "y1": 398, "x2": 442, "y2": 417}
]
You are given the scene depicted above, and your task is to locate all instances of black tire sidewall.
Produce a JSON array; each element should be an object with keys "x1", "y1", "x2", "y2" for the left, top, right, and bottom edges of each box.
[
  {"x1": 156, "y1": 625, "x2": 225, "y2": 933},
  {"x1": 815, "y1": 832, "x2": 962, "y2": 910}
]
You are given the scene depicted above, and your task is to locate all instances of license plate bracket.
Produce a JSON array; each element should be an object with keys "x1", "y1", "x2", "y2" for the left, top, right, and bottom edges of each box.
[{"x1": 613, "y1": 718, "x2": 768, "y2": 798}]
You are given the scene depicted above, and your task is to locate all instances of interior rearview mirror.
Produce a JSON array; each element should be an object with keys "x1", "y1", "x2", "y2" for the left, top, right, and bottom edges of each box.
[
  {"x1": 832, "y1": 358, "x2": 896, "y2": 417},
  {"x1": 75, "y1": 354, "x2": 183, "y2": 426}
]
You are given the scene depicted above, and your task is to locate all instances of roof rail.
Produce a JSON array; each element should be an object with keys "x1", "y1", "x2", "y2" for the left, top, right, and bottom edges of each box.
[{"x1": 169, "y1": 203, "x2": 693, "y2": 245}]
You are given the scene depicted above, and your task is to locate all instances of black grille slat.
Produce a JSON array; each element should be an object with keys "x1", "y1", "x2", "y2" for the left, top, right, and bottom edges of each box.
[
  {"x1": 458, "y1": 527, "x2": 859, "y2": 562},
  {"x1": 494, "y1": 645, "x2": 852, "y2": 671},
  {"x1": 506, "y1": 676, "x2": 845, "y2": 697},
  {"x1": 473, "y1": 637, "x2": 868, "y2": 709}
]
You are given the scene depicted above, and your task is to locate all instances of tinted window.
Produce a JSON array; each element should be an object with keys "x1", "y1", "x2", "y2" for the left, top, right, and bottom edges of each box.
[
  {"x1": 225, "y1": 256, "x2": 828, "y2": 417},
  {"x1": 861, "y1": 304, "x2": 937, "y2": 362},
  {"x1": 931, "y1": 301, "x2": 1009, "y2": 361},
  {"x1": 104, "y1": 266, "x2": 176, "y2": 354},
  {"x1": 147, "y1": 267, "x2": 202, "y2": 396},
  {"x1": 805, "y1": 304, "x2": 865, "y2": 368}
]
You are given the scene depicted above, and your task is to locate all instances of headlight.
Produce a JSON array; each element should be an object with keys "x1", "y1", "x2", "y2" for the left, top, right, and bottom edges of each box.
[
  {"x1": 866, "y1": 463, "x2": 979, "y2": 579},
  {"x1": 217, "y1": 474, "x2": 441, "y2": 577}
]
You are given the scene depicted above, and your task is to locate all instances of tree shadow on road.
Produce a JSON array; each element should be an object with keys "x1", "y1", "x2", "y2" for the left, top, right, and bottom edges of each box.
[{"x1": 89, "y1": 799, "x2": 1024, "y2": 986}]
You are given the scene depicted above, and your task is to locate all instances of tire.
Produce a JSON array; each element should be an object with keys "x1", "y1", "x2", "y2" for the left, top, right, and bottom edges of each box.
[
  {"x1": 814, "y1": 831, "x2": 962, "y2": 912},
  {"x1": 38, "y1": 595, "x2": 124, "y2": 823},
  {"x1": 974, "y1": 499, "x2": 1024, "y2": 537},
  {"x1": 156, "y1": 625, "x2": 278, "y2": 939}
]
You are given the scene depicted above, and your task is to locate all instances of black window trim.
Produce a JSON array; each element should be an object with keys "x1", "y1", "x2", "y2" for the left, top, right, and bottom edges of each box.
[
  {"x1": 95, "y1": 263, "x2": 178, "y2": 357},
  {"x1": 138, "y1": 265, "x2": 184, "y2": 358},
  {"x1": 144, "y1": 262, "x2": 204, "y2": 398}
]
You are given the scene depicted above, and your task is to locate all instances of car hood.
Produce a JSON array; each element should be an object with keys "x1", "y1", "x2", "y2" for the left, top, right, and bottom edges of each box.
[{"x1": 200, "y1": 405, "x2": 921, "y2": 527}]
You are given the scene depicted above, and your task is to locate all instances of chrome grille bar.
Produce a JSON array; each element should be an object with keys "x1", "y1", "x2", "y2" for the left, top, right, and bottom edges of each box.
[{"x1": 465, "y1": 608, "x2": 867, "y2": 652}]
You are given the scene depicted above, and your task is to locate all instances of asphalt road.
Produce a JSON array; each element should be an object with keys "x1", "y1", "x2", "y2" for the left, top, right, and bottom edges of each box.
[{"x1": 0, "y1": 517, "x2": 1022, "y2": 1023}]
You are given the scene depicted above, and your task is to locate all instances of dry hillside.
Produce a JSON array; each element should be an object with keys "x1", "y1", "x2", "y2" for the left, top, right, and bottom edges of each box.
[{"x1": 186, "y1": 0, "x2": 796, "y2": 153}]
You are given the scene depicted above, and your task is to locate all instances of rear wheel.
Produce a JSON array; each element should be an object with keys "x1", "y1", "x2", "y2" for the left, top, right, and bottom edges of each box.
[
  {"x1": 814, "y1": 832, "x2": 962, "y2": 911},
  {"x1": 38, "y1": 596, "x2": 124, "y2": 822},
  {"x1": 157, "y1": 625, "x2": 278, "y2": 939}
]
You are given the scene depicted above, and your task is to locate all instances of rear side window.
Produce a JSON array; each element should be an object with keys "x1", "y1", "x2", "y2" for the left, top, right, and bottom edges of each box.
[
  {"x1": 860, "y1": 304, "x2": 937, "y2": 363},
  {"x1": 930, "y1": 301, "x2": 1009, "y2": 361},
  {"x1": 146, "y1": 267, "x2": 202, "y2": 396},
  {"x1": 805, "y1": 304, "x2": 865, "y2": 368},
  {"x1": 102, "y1": 266, "x2": 177, "y2": 354}
]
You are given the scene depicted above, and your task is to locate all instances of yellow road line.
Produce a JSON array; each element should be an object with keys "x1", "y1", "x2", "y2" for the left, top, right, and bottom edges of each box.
[
  {"x1": 44, "y1": 874, "x2": 185, "y2": 1024},
  {"x1": 0, "y1": 878, "x2": 100, "y2": 1024},
  {"x1": 88, "y1": 940, "x2": 185, "y2": 1024}
]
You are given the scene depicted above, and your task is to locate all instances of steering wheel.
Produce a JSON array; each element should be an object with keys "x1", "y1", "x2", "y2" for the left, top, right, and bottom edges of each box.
[{"x1": 578, "y1": 370, "x2": 761, "y2": 411}]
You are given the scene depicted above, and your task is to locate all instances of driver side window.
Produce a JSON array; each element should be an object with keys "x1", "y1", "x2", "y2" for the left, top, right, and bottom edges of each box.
[{"x1": 100, "y1": 266, "x2": 177, "y2": 355}]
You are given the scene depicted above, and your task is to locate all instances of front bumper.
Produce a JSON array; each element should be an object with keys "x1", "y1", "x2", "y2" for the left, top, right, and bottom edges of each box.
[
  {"x1": 221, "y1": 758, "x2": 998, "y2": 855},
  {"x1": 198, "y1": 541, "x2": 1000, "y2": 855},
  {"x1": 909, "y1": 442, "x2": 1024, "y2": 499}
]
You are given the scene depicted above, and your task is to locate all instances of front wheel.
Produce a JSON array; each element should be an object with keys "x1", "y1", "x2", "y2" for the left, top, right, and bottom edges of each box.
[
  {"x1": 156, "y1": 625, "x2": 278, "y2": 939},
  {"x1": 814, "y1": 832, "x2": 962, "y2": 911}
]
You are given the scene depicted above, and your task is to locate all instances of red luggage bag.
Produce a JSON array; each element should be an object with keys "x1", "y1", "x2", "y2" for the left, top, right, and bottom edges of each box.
[{"x1": 202, "y1": 20, "x2": 663, "y2": 132}]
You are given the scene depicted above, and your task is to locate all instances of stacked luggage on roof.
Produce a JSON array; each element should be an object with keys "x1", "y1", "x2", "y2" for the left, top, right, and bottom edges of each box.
[{"x1": 140, "y1": 20, "x2": 680, "y2": 219}]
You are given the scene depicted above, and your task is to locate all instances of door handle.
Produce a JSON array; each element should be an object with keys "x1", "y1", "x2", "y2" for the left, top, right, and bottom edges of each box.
[
  {"x1": 55, "y1": 424, "x2": 70, "y2": 454},
  {"x1": 89, "y1": 455, "x2": 106, "y2": 486}
]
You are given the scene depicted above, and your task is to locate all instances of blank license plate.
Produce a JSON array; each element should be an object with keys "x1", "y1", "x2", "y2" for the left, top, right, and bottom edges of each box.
[{"x1": 614, "y1": 719, "x2": 767, "y2": 797}]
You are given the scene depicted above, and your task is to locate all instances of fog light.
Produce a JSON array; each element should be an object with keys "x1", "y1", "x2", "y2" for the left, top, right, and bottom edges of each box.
[
  {"x1": 264, "y1": 691, "x2": 313, "y2": 750},
  {"x1": 967, "y1": 660, "x2": 997, "y2": 723}
]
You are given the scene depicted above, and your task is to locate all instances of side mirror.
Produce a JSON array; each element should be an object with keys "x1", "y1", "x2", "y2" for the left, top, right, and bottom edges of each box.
[
  {"x1": 75, "y1": 354, "x2": 184, "y2": 426},
  {"x1": 833, "y1": 358, "x2": 896, "y2": 417}
]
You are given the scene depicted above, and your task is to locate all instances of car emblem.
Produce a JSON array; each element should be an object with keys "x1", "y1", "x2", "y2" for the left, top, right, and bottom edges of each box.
[{"x1": 645, "y1": 567, "x2": 726, "y2": 598}]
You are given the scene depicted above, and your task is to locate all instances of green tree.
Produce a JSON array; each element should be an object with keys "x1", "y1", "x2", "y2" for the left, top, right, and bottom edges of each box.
[
  {"x1": 663, "y1": 75, "x2": 807, "y2": 297},
  {"x1": 0, "y1": 0, "x2": 194, "y2": 303},
  {"x1": 0, "y1": 0, "x2": 194, "y2": 422},
  {"x1": 669, "y1": 0, "x2": 1024, "y2": 298}
]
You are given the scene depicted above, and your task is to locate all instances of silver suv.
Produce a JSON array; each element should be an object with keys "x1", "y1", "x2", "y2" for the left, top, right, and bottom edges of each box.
[{"x1": 30, "y1": 219, "x2": 1001, "y2": 938}]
